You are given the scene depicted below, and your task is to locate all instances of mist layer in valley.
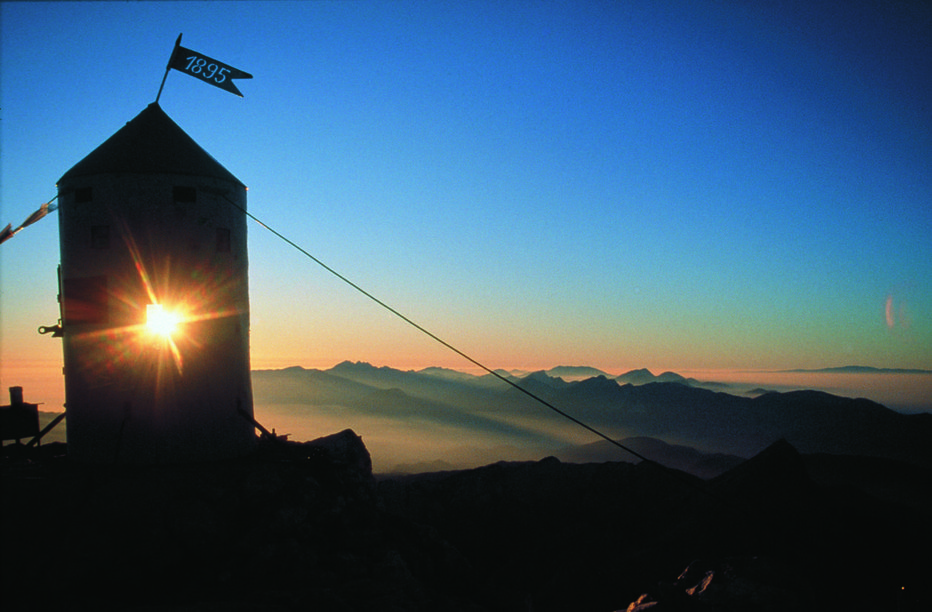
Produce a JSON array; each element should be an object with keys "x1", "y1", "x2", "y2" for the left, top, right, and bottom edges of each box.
[{"x1": 251, "y1": 362, "x2": 932, "y2": 476}]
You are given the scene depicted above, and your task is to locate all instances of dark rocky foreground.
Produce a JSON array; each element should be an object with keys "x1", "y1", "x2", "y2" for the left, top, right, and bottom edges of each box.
[{"x1": 2, "y1": 432, "x2": 930, "y2": 611}]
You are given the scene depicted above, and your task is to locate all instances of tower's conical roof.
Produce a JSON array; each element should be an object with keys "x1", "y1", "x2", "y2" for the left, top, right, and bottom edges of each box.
[{"x1": 59, "y1": 103, "x2": 243, "y2": 186}]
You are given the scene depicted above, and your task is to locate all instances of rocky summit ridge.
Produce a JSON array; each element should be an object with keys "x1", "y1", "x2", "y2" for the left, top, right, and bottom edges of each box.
[{"x1": 2, "y1": 431, "x2": 930, "y2": 611}]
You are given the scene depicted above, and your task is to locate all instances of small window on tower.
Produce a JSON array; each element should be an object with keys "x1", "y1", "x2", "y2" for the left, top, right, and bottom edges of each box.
[
  {"x1": 173, "y1": 186, "x2": 197, "y2": 203},
  {"x1": 75, "y1": 187, "x2": 93, "y2": 203},
  {"x1": 216, "y1": 227, "x2": 231, "y2": 252},
  {"x1": 91, "y1": 225, "x2": 110, "y2": 249}
]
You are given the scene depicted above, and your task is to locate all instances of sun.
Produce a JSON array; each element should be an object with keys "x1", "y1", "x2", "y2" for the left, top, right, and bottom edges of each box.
[{"x1": 146, "y1": 303, "x2": 181, "y2": 338}]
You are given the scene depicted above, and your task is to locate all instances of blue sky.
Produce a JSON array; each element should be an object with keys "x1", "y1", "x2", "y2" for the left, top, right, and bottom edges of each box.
[{"x1": 2, "y1": 0, "x2": 930, "y2": 388}]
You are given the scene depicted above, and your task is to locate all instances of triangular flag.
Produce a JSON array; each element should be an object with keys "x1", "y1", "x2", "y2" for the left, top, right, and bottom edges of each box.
[{"x1": 167, "y1": 34, "x2": 252, "y2": 97}]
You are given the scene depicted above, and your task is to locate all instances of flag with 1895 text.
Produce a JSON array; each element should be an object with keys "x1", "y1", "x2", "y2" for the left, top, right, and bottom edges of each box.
[{"x1": 167, "y1": 35, "x2": 252, "y2": 97}]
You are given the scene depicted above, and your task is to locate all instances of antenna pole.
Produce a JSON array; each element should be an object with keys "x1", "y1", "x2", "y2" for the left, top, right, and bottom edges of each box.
[{"x1": 155, "y1": 33, "x2": 183, "y2": 105}]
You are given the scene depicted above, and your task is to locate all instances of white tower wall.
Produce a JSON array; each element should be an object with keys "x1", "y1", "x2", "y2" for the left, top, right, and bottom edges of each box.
[{"x1": 56, "y1": 104, "x2": 255, "y2": 463}]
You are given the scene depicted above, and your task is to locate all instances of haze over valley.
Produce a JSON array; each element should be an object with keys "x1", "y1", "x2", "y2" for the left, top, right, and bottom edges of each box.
[{"x1": 248, "y1": 361, "x2": 932, "y2": 475}]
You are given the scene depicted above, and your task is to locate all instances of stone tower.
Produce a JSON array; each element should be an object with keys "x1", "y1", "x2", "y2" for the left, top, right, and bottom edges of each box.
[{"x1": 56, "y1": 103, "x2": 255, "y2": 463}]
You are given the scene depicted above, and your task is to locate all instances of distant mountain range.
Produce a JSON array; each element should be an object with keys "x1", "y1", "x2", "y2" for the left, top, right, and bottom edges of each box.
[
  {"x1": 252, "y1": 361, "x2": 932, "y2": 475},
  {"x1": 783, "y1": 365, "x2": 932, "y2": 374},
  {"x1": 499, "y1": 365, "x2": 732, "y2": 389},
  {"x1": 614, "y1": 367, "x2": 733, "y2": 389},
  {"x1": 540, "y1": 365, "x2": 609, "y2": 379}
]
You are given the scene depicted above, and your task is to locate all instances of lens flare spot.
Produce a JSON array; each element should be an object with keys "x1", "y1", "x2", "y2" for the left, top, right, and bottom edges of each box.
[
  {"x1": 146, "y1": 304, "x2": 180, "y2": 338},
  {"x1": 885, "y1": 295, "x2": 895, "y2": 328}
]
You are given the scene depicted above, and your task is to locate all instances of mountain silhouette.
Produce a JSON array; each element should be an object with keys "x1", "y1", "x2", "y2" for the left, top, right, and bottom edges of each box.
[
  {"x1": 252, "y1": 363, "x2": 932, "y2": 473},
  {"x1": 615, "y1": 367, "x2": 728, "y2": 389},
  {"x1": 4, "y1": 424, "x2": 929, "y2": 611},
  {"x1": 544, "y1": 365, "x2": 611, "y2": 379},
  {"x1": 616, "y1": 367, "x2": 657, "y2": 384},
  {"x1": 785, "y1": 365, "x2": 932, "y2": 374},
  {"x1": 556, "y1": 435, "x2": 745, "y2": 478},
  {"x1": 379, "y1": 439, "x2": 932, "y2": 611},
  {"x1": 253, "y1": 364, "x2": 561, "y2": 448}
]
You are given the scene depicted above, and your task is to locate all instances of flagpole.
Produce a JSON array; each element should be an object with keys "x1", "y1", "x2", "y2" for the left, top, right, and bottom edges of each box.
[{"x1": 155, "y1": 34, "x2": 183, "y2": 105}]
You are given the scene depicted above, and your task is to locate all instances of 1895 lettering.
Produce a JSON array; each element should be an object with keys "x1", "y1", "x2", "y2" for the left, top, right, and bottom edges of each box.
[{"x1": 184, "y1": 55, "x2": 230, "y2": 84}]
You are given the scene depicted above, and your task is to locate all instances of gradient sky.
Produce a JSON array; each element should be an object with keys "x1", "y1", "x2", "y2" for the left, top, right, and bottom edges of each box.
[{"x1": 2, "y1": 1, "x2": 931, "y2": 398}]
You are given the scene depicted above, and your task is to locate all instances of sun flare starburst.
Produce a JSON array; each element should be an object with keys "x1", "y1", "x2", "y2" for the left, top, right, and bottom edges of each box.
[{"x1": 146, "y1": 303, "x2": 181, "y2": 338}]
